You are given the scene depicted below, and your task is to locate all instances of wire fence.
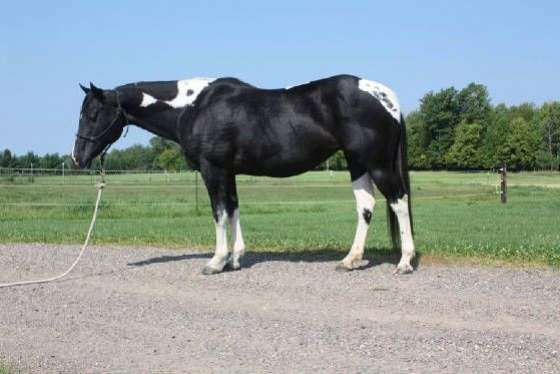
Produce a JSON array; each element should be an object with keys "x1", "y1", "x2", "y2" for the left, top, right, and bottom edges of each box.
[
  {"x1": 0, "y1": 167, "x2": 345, "y2": 187},
  {"x1": 0, "y1": 167, "x2": 347, "y2": 213},
  {"x1": 2, "y1": 166, "x2": 553, "y2": 191},
  {"x1": 2, "y1": 168, "x2": 556, "y2": 212},
  {"x1": 0, "y1": 167, "x2": 197, "y2": 185}
]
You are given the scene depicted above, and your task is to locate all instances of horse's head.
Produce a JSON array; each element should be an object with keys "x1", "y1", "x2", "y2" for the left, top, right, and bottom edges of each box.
[{"x1": 72, "y1": 83, "x2": 127, "y2": 169}]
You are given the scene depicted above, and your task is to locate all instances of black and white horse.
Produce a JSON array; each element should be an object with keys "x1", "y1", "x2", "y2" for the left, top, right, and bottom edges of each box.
[{"x1": 73, "y1": 75, "x2": 415, "y2": 275}]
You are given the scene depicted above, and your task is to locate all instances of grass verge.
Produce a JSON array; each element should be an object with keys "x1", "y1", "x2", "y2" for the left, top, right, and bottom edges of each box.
[{"x1": 1, "y1": 171, "x2": 559, "y2": 268}]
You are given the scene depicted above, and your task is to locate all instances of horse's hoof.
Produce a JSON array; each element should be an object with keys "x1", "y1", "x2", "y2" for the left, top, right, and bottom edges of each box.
[
  {"x1": 335, "y1": 262, "x2": 352, "y2": 272},
  {"x1": 224, "y1": 262, "x2": 241, "y2": 271},
  {"x1": 202, "y1": 265, "x2": 222, "y2": 275},
  {"x1": 393, "y1": 263, "x2": 414, "y2": 275}
]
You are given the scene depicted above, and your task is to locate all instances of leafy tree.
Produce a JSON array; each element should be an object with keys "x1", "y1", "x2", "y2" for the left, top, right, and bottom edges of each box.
[
  {"x1": 482, "y1": 104, "x2": 511, "y2": 168},
  {"x1": 537, "y1": 102, "x2": 560, "y2": 170},
  {"x1": 104, "y1": 143, "x2": 158, "y2": 170},
  {"x1": 445, "y1": 121, "x2": 484, "y2": 169},
  {"x1": 41, "y1": 153, "x2": 64, "y2": 169},
  {"x1": 508, "y1": 103, "x2": 536, "y2": 123},
  {"x1": 457, "y1": 83, "x2": 492, "y2": 125},
  {"x1": 536, "y1": 150, "x2": 557, "y2": 171},
  {"x1": 149, "y1": 136, "x2": 183, "y2": 169},
  {"x1": 16, "y1": 152, "x2": 40, "y2": 168},
  {"x1": 325, "y1": 151, "x2": 347, "y2": 170},
  {"x1": 0, "y1": 149, "x2": 14, "y2": 167},
  {"x1": 502, "y1": 117, "x2": 539, "y2": 170},
  {"x1": 406, "y1": 110, "x2": 431, "y2": 169},
  {"x1": 157, "y1": 147, "x2": 185, "y2": 171},
  {"x1": 419, "y1": 87, "x2": 460, "y2": 168}
]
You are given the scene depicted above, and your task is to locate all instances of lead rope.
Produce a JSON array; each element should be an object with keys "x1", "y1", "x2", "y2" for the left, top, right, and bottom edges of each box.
[{"x1": 0, "y1": 170, "x2": 106, "y2": 289}]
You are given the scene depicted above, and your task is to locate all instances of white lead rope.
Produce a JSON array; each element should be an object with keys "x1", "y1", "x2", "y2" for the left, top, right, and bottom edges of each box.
[{"x1": 0, "y1": 182, "x2": 105, "y2": 289}]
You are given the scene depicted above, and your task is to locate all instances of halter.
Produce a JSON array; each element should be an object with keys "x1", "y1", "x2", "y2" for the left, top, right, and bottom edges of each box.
[
  {"x1": 76, "y1": 91, "x2": 129, "y2": 168},
  {"x1": 76, "y1": 91, "x2": 128, "y2": 144}
]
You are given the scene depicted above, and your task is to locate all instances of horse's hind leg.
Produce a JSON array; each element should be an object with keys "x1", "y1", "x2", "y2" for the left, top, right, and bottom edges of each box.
[
  {"x1": 336, "y1": 162, "x2": 376, "y2": 271},
  {"x1": 370, "y1": 168, "x2": 415, "y2": 274}
]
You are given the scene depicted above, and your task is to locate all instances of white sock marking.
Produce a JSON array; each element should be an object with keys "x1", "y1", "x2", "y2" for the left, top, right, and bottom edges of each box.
[
  {"x1": 358, "y1": 79, "x2": 401, "y2": 122},
  {"x1": 229, "y1": 209, "x2": 245, "y2": 267},
  {"x1": 207, "y1": 210, "x2": 229, "y2": 269},
  {"x1": 390, "y1": 195, "x2": 415, "y2": 266},
  {"x1": 229, "y1": 209, "x2": 245, "y2": 253},
  {"x1": 342, "y1": 174, "x2": 375, "y2": 266}
]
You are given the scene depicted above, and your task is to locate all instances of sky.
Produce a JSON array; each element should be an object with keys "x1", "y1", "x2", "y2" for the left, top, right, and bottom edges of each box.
[{"x1": 1, "y1": 0, "x2": 559, "y2": 155}]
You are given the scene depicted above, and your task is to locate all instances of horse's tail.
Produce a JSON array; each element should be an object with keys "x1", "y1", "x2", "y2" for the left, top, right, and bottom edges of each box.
[{"x1": 387, "y1": 113, "x2": 413, "y2": 250}]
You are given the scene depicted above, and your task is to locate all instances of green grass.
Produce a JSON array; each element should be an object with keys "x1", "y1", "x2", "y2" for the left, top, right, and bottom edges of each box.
[
  {"x1": 0, "y1": 365, "x2": 14, "y2": 374},
  {"x1": 1, "y1": 170, "x2": 559, "y2": 267}
]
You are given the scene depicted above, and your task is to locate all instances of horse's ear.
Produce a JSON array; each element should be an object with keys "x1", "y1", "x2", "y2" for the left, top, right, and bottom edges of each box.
[
  {"x1": 79, "y1": 83, "x2": 90, "y2": 94},
  {"x1": 89, "y1": 82, "x2": 104, "y2": 100}
]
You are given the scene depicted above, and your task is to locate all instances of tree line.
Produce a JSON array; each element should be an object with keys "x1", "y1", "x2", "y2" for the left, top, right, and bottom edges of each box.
[
  {"x1": 406, "y1": 83, "x2": 559, "y2": 171},
  {"x1": 0, "y1": 137, "x2": 187, "y2": 171},
  {"x1": 1, "y1": 82, "x2": 559, "y2": 171}
]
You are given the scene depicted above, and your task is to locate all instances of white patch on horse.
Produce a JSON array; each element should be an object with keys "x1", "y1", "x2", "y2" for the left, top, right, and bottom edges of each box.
[
  {"x1": 389, "y1": 195, "x2": 415, "y2": 273},
  {"x1": 358, "y1": 79, "x2": 401, "y2": 122},
  {"x1": 140, "y1": 93, "x2": 158, "y2": 107},
  {"x1": 341, "y1": 173, "x2": 375, "y2": 268},
  {"x1": 206, "y1": 210, "x2": 229, "y2": 271},
  {"x1": 165, "y1": 77, "x2": 215, "y2": 108},
  {"x1": 285, "y1": 81, "x2": 310, "y2": 90},
  {"x1": 229, "y1": 208, "x2": 245, "y2": 269}
]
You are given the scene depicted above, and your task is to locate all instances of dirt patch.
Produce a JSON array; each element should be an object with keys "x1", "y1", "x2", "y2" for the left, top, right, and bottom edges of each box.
[{"x1": 1, "y1": 244, "x2": 559, "y2": 373}]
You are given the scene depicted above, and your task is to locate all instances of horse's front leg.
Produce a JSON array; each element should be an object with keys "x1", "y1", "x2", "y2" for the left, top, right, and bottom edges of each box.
[
  {"x1": 228, "y1": 208, "x2": 245, "y2": 270},
  {"x1": 200, "y1": 163, "x2": 239, "y2": 275}
]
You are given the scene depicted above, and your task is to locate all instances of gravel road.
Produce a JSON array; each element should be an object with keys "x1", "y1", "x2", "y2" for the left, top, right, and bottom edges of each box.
[{"x1": 0, "y1": 244, "x2": 559, "y2": 373}]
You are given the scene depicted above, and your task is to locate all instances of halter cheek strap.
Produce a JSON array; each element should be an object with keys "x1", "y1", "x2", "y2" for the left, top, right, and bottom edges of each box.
[
  {"x1": 76, "y1": 92, "x2": 128, "y2": 143},
  {"x1": 76, "y1": 91, "x2": 129, "y2": 168}
]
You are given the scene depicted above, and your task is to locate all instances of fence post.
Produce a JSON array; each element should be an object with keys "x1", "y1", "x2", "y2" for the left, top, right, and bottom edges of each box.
[{"x1": 500, "y1": 163, "x2": 507, "y2": 204}]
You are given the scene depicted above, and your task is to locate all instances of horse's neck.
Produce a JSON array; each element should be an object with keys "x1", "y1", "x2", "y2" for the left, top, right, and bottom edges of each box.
[
  {"x1": 118, "y1": 83, "x2": 182, "y2": 143},
  {"x1": 128, "y1": 108, "x2": 181, "y2": 142}
]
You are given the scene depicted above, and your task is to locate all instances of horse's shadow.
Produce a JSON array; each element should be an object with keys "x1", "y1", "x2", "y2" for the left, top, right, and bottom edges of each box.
[{"x1": 127, "y1": 248, "x2": 421, "y2": 271}]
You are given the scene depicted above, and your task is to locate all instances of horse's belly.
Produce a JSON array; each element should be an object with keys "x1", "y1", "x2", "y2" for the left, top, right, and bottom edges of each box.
[{"x1": 235, "y1": 132, "x2": 338, "y2": 177}]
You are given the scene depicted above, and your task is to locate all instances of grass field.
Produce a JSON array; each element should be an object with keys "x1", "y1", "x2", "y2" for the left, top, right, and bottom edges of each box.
[{"x1": 0, "y1": 170, "x2": 559, "y2": 267}]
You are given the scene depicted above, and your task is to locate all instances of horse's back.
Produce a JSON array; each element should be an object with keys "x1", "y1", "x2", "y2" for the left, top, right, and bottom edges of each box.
[{"x1": 185, "y1": 75, "x2": 401, "y2": 176}]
